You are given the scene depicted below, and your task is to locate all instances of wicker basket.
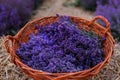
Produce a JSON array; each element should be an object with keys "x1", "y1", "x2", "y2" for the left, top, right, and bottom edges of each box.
[{"x1": 4, "y1": 16, "x2": 114, "y2": 80}]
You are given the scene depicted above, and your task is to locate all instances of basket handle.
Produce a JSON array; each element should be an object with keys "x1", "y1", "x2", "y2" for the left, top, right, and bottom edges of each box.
[
  {"x1": 4, "y1": 35, "x2": 16, "y2": 53},
  {"x1": 90, "y1": 16, "x2": 110, "y2": 34}
]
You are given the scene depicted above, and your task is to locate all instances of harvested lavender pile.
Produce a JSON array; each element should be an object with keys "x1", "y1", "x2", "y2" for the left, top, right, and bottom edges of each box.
[{"x1": 16, "y1": 16, "x2": 105, "y2": 73}]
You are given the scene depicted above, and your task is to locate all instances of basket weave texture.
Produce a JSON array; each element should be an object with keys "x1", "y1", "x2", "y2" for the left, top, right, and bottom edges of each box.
[{"x1": 4, "y1": 16, "x2": 114, "y2": 80}]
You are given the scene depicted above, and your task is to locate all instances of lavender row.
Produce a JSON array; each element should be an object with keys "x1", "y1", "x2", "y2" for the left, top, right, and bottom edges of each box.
[{"x1": 0, "y1": 0, "x2": 43, "y2": 35}]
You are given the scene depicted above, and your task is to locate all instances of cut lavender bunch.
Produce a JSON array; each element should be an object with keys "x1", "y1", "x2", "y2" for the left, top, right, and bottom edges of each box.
[{"x1": 16, "y1": 15, "x2": 105, "y2": 73}]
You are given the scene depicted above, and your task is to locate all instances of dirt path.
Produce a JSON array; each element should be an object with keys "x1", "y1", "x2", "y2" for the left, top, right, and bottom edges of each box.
[{"x1": 32, "y1": 0, "x2": 93, "y2": 19}]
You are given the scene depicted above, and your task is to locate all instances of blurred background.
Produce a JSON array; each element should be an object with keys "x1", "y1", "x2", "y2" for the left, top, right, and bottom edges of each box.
[{"x1": 0, "y1": 0, "x2": 120, "y2": 80}]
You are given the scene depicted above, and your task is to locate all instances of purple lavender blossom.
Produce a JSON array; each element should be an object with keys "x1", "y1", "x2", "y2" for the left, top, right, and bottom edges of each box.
[
  {"x1": 16, "y1": 15, "x2": 105, "y2": 73},
  {"x1": 0, "y1": 0, "x2": 43, "y2": 35},
  {"x1": 96, "y1": 0, "x2": 120, "y2": 40}
]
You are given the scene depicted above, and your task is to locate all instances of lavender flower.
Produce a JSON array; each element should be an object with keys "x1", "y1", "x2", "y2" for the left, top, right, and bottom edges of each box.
[
  {"x1": 75, "y1": 0, "x2": 108, "y2": 11},
  {"x1": 16, "y1": 15, "x2": 105, "y2": 73},
  {"x1": 0, "y1": 0, "x2": 44, "y2": 35},
  {"x1": 95, "y1": 0, "x2": 120, "y2": 40}
]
